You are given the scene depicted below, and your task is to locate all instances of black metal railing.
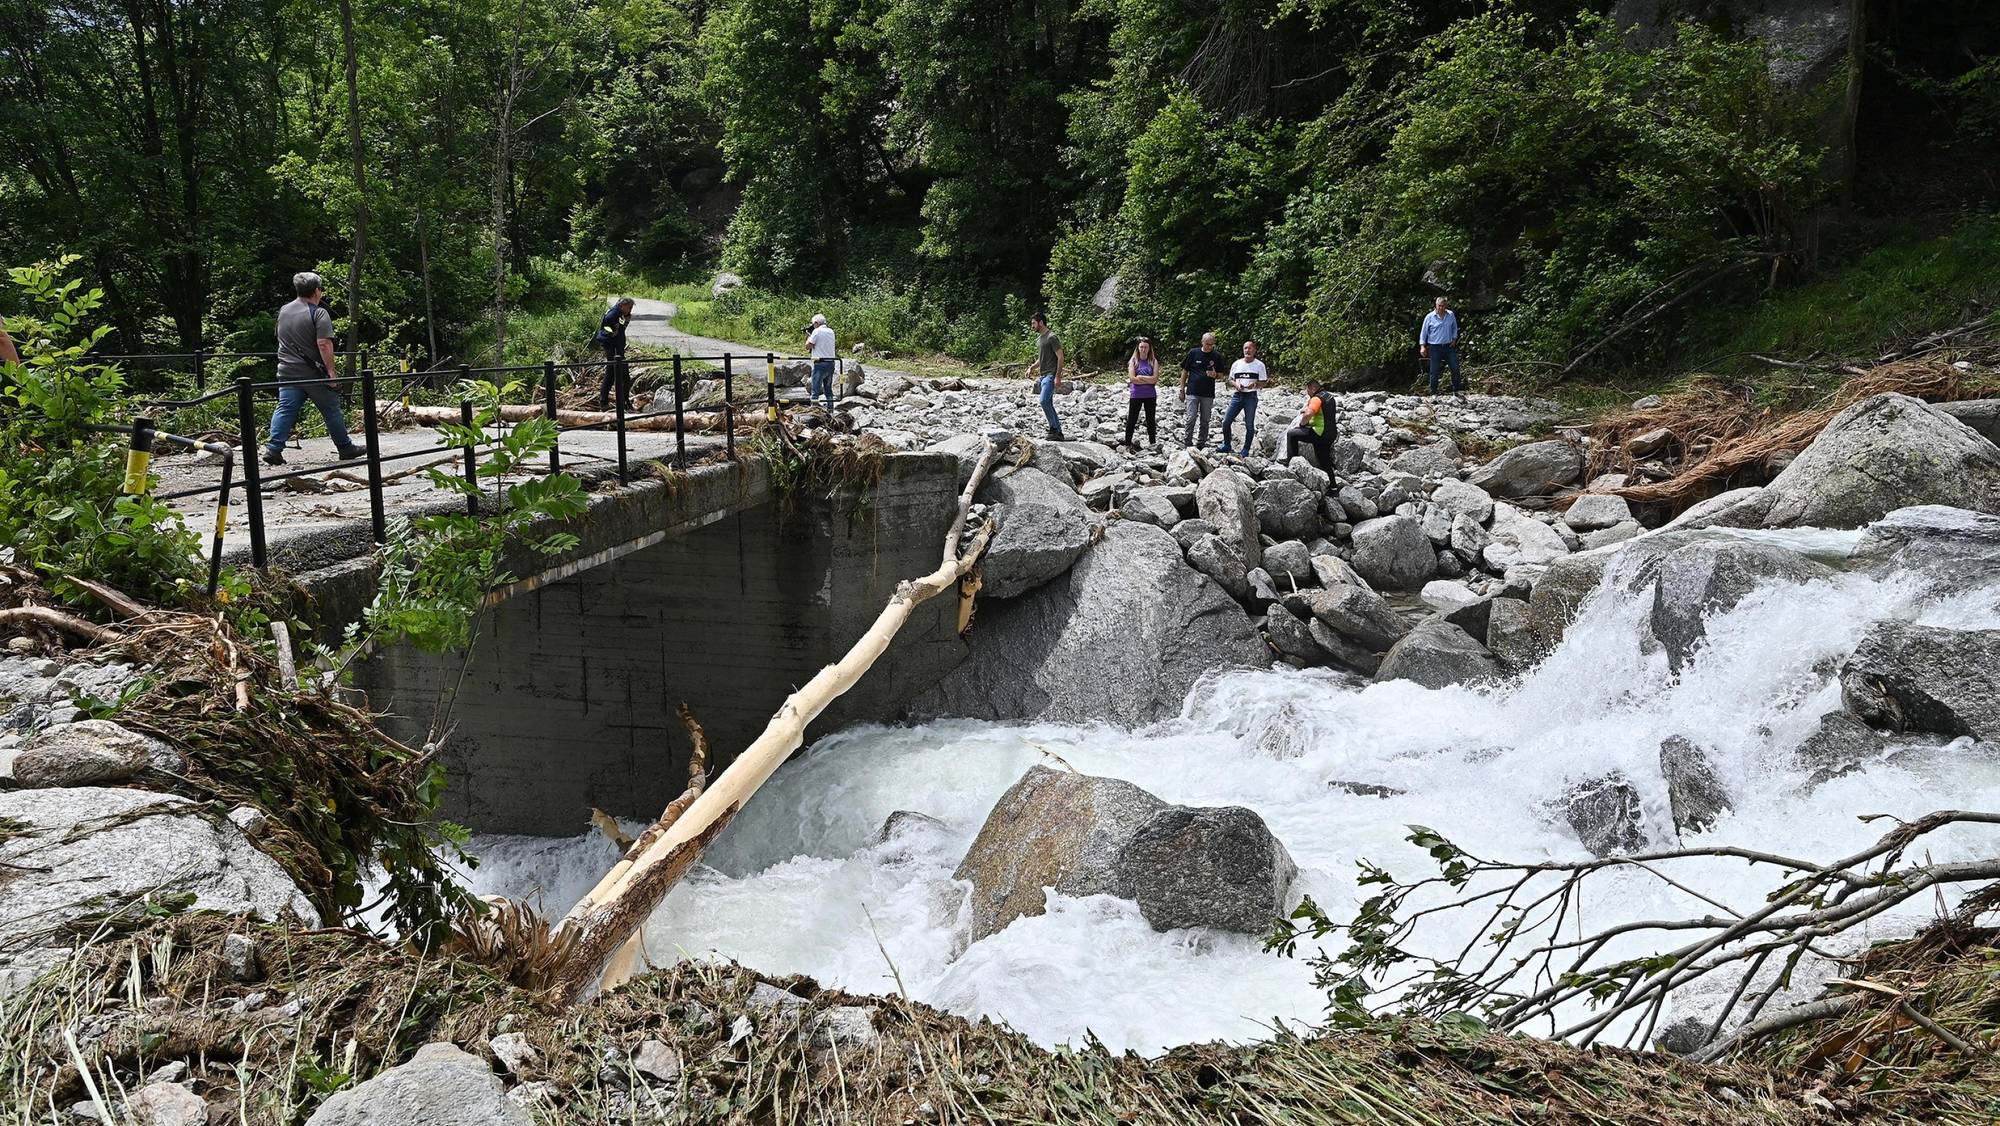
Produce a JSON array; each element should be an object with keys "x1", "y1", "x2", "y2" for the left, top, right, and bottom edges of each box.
[{"x1": 97, "y1": 347, "x2": 817, "y2": 583}]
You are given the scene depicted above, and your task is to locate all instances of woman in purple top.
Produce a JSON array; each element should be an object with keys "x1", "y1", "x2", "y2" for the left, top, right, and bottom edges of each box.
[{"x1": 1123, "y1": 337, "x2": 1160, "y2": 449}]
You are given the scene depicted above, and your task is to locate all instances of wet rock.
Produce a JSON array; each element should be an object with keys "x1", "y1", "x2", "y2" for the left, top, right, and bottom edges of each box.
[
  {"x1": 1560, "y1": 774, "x2": 1647, "y2": 858},
  {"x1": 1634, "y1": 540, "x2": 1833, "y2": 672},
  {"x1": 1466, "y1": 439, "x2": 1584, "y2": 499},
  {"x1": 953, "y1": 766, "x2": 1168, "y2": 940},
  {"x1": 1374, "y1": 617, "x2": 1502, "y2": 689},
  {"x1": 0, "y1": 788, "x2": 317, "y2": 989},
  {"x1": 1793, "y1": 710, "x2": 1948, "y2": 787},
  {"x1": 1309, "y1": 583, "x2": 1409, "y2": 652},
  {"x1": 12, "y1": 719, "x2": 181, "y2": 788},
  {"x1": 1328, "y1": 780, "x2": 1406, "y2": 799},
  {"x1": 1840, "y1": 620, "x2": 2000, "y2": 740},
  {"x1": 1563, "y1": 494, "x2": 1632, "y2": 531},
  {"x1": 1659, "y1": 736, "x2": 1730, "y2": 835},
  {"x1": 1485, "y1": 597, "x2": 1537, "y2": 670},
  {"x1": 1351, "y1": 514, "x2": 1436, "y2": 590},
  {"x1": 1122, "y1": 805, "x2": 1298, "y2": 934},
  {"x1": 976, "y1": 466, "x2": 1093, "y2": 600},
  {"x1": 1196, "y1": 469, "x2": 1262, "y2": 571},
  {"x1": 1526, "y1": 550, "x2": 1614, "y2": 658},
  {"x1": 1851, "y1": 505, "x2": 2000, "y2": 593},
  {"x1": 1748, "y1": 394, "x2": 2000, "y2": 529},
  {"x1": 876, "y1": 810, "x2": 947, "y2": 844},
  {"x1": 306, "y1": 1042, "x2": 531, "y2": 1126}
]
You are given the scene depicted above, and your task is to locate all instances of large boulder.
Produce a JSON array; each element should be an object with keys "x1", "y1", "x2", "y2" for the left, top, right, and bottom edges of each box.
[
  {"x1": 1391, "y1": 437, "x2": 1462, "y2": 479},
  {"x1": 952, "y1": 766, "x2": 1168, "y2": 941},
  {"x1": 1466, "y1": 439, "x2": 1584, "y2": 500},
  {"x1": 1119, "y1": 486, "x2": 1184, "y2": 528},
  {"x1": 1197, "y1": 469, "x2": 1262, "y2": 572},
  {"x1": 1631, "y1": 540, "x2": 1833, "y2": 671},
  {"x1": 1308, "y1": 582, "x2": 1409, "y2": 652},
  {"x1": 911, "y1": 522, "x2": 1265, "y2": 726},
  {"x1": 1559, "y1": 774, "x2": 1648, "y2": 858},
  {"x1": 1350, "y1": 514, "x2": 1436, "y2": 590},
  {"x1": 0, "y1": 788, "x2": 318, "y2": 989},
  {"x1": 1563, "y1": 493, "x2": 1632, "y2": 531},
  {"x1": 11, "y1": 719, "x2": 182, "y2": 788},
  {"x1": 1840, "y1": 620, "x2": 2000, "y2": 741},
  {"x1": 1374, "y1": 617, "x2": 1501, "y2": 689},
  {"x1": 1937, "y1": 399, "x2": 2000, "y2": 444},
  {"x1": 1792, "y1": 709, "x2": 1946, "y2": 788},
  {"x1": 1485, "y1": 597, "x2": 1538, "y2": 670},
  {"x1": 1185, "y1": 532, "x2": 1252, "y2": 601},
  {"x1": 1430, "y1": 479, "x2": 1496, "y2": 525},
  {"x1": 1730, "y1": 394, "x2": 2000, "y2": 530},
  {"x1": 953, "y1": 766, "x2": 1296, "y2": 940},
  {"x1": 1610, "y1": 0, "x2": 1858, "y2": 90},
  {"x1": 1254, "y1": 478, "x2": 1321, "y2": 541},
  {"x1": 1121, "y1": 805, "x2": 1298, "y2": 934},
  {"x1": 1264, "y1": 604, "x2": 1327, "y2": 665},
  {"x1": 1852, "y1": 505, "x2": 2000, "y2": 594},
  {"x1": 1526, "y1": 549, "x2": 1615, "y2": 657},
  {"x1": 1482, "y1": 503, "x2": 1571, "y2": 572},
  {"x1": 1659, "y1": 736, "x2": 1731, "y2": 835},
  {"x1": 977, "y1": 466, "x2": 1094, "y2": 599},
  {"x1": 307, "y1": 1042, "x2": 532, "y2": 1126}
]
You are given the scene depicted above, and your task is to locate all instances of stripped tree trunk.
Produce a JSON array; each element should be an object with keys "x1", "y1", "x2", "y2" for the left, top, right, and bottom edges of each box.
[
  {"x1": 537, "y1": 438, "x2": 1005, "y2": 1004},
  {"x1": 376, "y1": 401, "x2": 757, "y2": 433}
]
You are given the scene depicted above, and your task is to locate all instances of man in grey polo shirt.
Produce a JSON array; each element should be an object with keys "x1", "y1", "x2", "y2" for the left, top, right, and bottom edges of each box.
[{"x1": 265, "y1": 272, "x2": 359, "y2": 466}]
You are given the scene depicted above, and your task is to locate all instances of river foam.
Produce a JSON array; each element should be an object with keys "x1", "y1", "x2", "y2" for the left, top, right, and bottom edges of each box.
[{"x1": 466, "y1": 526, "x2": 2000, "y2": 1054}]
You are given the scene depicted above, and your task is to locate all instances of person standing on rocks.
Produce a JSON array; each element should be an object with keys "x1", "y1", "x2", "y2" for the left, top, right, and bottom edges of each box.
[
  {"x1": 594, "y1": 296, "x2": 636, "y2": 411},
  {"x1": 265, "y1": 271, "x2": 359, "y2": 467},
  {"x1": 1122, "y1": 337, "x2": 1160, "y2": 449},
  {"x1": 1179, "y1": 332, "x2": 1222, "y2": 447},
  {"x1": 1216, "y1": 339, "x2": 1267, "y2": 456},
  {"x1": 1283, "y1": 377, "x2": 1337, "y2": 478},
  {"x1": 1419, "y1": 295, "x2": 1464, "y2": 400},
  {"x1": 1032, "y1": 312, "x2": 1067, "y2": 440},
  {"x1": 806, "y1": 312, "x2": 838, "y2": 410}
]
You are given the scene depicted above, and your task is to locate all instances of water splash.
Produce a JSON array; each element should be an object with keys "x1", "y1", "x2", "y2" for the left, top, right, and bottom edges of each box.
[{"x1": 466, "y1": 526, "x2": 2000, "y2": 1053}]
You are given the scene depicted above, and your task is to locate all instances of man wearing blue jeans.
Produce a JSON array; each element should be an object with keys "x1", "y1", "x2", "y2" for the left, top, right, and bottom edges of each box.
[
  {"x1": 806, "y1": 313, "x2": 837, "y2": 409},
  {"x1": 1216, "y1": 340, "x2": 1267, "y2": 456},
  {"x1": 265, "y1": 272, "x2": 359, "y2": 466},
  {"x1": 1419, "y1": 295, "x2": 1464, "y2": 399},
  {"x1": 1032, "y1": 313, "x2": 1066, "y2": 440}
]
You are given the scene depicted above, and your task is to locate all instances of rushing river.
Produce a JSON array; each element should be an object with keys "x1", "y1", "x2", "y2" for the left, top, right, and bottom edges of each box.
[{"x1": 464, "y1": 526, "x2": 2000, "y2": 1053}]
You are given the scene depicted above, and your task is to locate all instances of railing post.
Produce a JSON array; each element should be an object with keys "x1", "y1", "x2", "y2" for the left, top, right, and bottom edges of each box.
[
  {"x1": 723, "y1": 353, "x2": 735, "y2": 460},
  {"x1": 235, "y1": 376, "x2": 268, "y2": 571},
  {"x1": 672, "y1": 353, "x2": 686, "y2": 464},
  {"x1": 543, "y1": 360, "x2": 562, "y2": 473},
  {"x1": 207, "y1": 452, "x2": 233, "y2": 598},
  {"x1": 614, "y1": 366, "x2": 629, "y2": 485},
  {"x1": 193, "y1": 348, "x2": 207, "y2": 394},
  {"x1": 122, "y1": 416, "x2": 155, "y2": 496},
  {"x1": 765, "y1": 352, "x2": 778, "y2": 423},
  {"x1": 361, "y1": 364, "x2": 386, "y2": 545},
  {"x1": 459, "y1": 398, "x2": 479, "y2": 515}
]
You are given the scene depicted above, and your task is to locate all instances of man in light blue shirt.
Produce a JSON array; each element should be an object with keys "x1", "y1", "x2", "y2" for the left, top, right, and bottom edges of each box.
[{"x1": 1419, "y1": 296, "x2": 1463, "y2": 399}]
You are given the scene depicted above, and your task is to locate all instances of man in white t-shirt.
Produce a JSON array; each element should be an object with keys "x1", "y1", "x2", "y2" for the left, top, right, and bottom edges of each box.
[
  {"x1": 1215, "y1": 340, "x2": 1268, "y2": 456},
  {"x1": 806, "y1": 313, "x2": 837, "y2": 409}
]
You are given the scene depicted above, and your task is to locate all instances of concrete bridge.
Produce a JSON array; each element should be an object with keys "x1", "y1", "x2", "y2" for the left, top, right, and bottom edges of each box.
[{"x1": 292, "y1": 451, "x2": 967, "y2": 836}]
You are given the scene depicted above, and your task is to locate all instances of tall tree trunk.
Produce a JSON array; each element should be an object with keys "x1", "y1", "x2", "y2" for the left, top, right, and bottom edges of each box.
[
  {"x1": 417, "y1": 203, "x2": 438, "y2": 367},
  {"x1": 491, "y1": 0, "x2": 526, "y2": 363},
  {"x1": 338, "y1": 0, "x2": 368, "y2": 367}
]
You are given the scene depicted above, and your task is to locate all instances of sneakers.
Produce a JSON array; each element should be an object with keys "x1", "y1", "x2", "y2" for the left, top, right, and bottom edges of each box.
[{"x1": 261, "y1": 448, "x2": 284, "y2": 467}]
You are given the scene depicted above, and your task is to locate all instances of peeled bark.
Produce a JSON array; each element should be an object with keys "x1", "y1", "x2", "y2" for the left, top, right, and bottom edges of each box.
[{"x1": 376, "y1": 401, "x2": 753, "y2": 433}]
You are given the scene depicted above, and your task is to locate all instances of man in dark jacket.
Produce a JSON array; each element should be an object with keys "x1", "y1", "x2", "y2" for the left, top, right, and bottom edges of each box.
[
  {"x1": 1283, "y1": 378, "x2": 1338, "y2": 484},
  {"x1": 595, "y1": 297, "x2": 636, "y2": 410}
]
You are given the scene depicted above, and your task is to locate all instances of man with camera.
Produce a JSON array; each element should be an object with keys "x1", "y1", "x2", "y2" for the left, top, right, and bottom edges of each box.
[{"x1": 264, "y1": 272, "x2": 359, "y2": 466}]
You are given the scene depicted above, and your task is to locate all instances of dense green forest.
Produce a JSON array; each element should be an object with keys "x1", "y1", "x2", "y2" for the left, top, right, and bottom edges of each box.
[{"x1": 2, "y1": 0, "x2": 1995, "y2": 380}]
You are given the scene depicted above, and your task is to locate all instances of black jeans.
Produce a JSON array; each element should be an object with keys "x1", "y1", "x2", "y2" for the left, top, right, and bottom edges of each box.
[
  {"x1": 1124, "y1": 396, "x2": 1156, "y2": 445},
  {"x1": 1284, "y1": 427, "x2": 1333, "y2": 476},
  {"x1": 597, "y1": 347, "x2": 630, "y2": 409}
]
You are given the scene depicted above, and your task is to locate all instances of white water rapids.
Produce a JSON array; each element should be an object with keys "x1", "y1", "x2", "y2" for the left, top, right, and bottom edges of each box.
[{"x1": 463, "y1": 526, "x2": 2000, "y2": 1054}]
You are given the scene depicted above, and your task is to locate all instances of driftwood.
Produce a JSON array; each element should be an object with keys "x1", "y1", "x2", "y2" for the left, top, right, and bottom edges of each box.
[
  {"x1": 377, "y1": 401, "x2": 755, "y2": 433},
  {"x1": 534, "y1": 437, "x2": 1005, "y2": 1004},
  {"x1": 0, "y1": 606, "x2": 120, "y2": 645}
]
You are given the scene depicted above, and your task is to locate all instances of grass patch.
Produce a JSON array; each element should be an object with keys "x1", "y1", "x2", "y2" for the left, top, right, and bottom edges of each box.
[{"x1": 1686, "y1": 215, "x2": 2000, "y2": 370}]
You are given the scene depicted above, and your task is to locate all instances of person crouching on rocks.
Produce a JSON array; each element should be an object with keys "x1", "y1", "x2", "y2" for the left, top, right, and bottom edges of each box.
[
  {"x1": 594, "y1": 296, "x2": 635, "y2": 410},
  {"x1": 1122, "y1": 337, "x2": 1160, "y2": 449},
  {"x1": 1283, "y1": 377, "x2": 1337, "y2": 484}
]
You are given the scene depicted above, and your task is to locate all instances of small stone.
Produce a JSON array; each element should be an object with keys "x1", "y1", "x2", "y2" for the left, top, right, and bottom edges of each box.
[
  {"x1": 746, "y1": 981, "x2": 808, "y2": 1016},
  {"x1": 633, "y1": 1039, "x2": 682, "y2": 1084},
  {"x1": 1562, "y1": 494, "x2": 1631, "y2": 531},
  {"x1": 489, "y1": 1032, "x2": 541, "y2": 1077},
  {"x1": 1627, "y1": 427, "x2": 1673, "y2": 459},
  {"x1": 125, "y1": 1082, "x2": 207, "y2": 1126},
  {"x1": 222, "y1": 932, "x2": 261, "y2": 982},
  {"x1": 813, "y1": 1006, "x2": 883, "y2": 1053},
  {"x1": 146, "y1": 1062, "x2": 189, "y2": 1086}
]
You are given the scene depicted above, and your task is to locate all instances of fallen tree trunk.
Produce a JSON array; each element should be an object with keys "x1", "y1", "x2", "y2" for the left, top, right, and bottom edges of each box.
[
  {"x1": 376, "y1": 401, "x2": 755, "y2": 433},
  {"x1": 536, "y1": 436, "x2": 1005, "y2": 1004}
]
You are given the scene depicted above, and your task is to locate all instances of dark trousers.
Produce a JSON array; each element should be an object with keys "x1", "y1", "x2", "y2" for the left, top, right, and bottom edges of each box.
[
  {"x1": 1426, "y1": 343, "x2": 1462, "y2": 394},
  {"x1": 597, "y1": 347, "x2": 629, "y2": 409},
  {"x1": 1284, "y1": 427, "x2": 1333, "y2": 477},
  {"x1": 1124, "y1": 396, "x2": 1156, "y2": 445}
]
